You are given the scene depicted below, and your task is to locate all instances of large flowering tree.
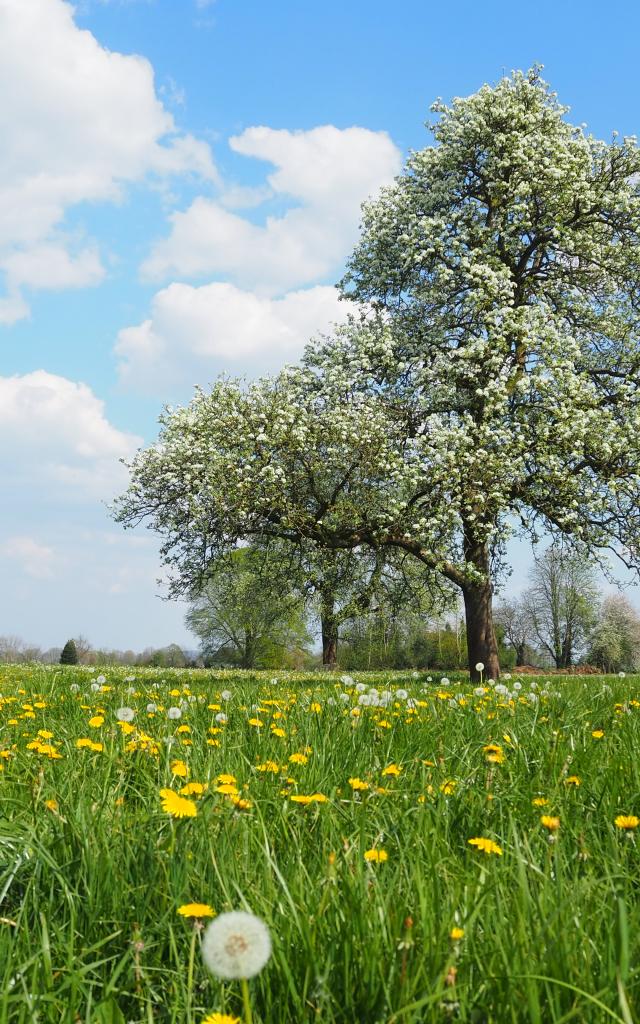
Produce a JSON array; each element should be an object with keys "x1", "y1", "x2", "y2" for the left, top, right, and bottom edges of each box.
[{"x1": 115, "y1": 69, "x2": 640, "y2": 679}]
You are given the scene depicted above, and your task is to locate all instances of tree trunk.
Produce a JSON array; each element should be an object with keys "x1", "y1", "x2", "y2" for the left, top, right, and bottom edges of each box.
[
  {"x1": 462, "y1": 581, "x2": 501, "y2": 682},
  {"x1": 242, "y1": 633, "x2": 257, "y2": 669},
  {"x1": 320, "y1": 590, "x2": 339, "y2": 668}
]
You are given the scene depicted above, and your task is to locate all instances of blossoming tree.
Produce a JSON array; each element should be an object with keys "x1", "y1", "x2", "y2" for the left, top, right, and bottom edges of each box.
[{"x1": 115, "y1": 69, "x2": 640, "y2": 679}]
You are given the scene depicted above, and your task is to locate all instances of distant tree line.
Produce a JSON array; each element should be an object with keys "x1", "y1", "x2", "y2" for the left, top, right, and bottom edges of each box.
[{"x1": 0, "y1": 635, "x2": 201, "y2": 669}]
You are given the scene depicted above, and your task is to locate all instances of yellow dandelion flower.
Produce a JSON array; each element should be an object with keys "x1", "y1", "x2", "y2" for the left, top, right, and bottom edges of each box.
[
  {"x1": 159, "y1": 789, "x2": 197, "y2": 818},
  {"x1": 178, "y1": 903, "x2": 215, "y2": 918},
  {"x1": 180, "y1": 782, "x2": 206, "y2": 796},
  {"x1": 364, "y1": 848, "x2": 388, "y2": 863},
  {"x1": 468, "y1": 837, "x2": 503, "y2": 856},
  {"x1": 540, "y1": 815, "x2": 560, "y2": 831},
  {"x1": 615, "y1": 815, "x2": 639, "y2": 830},
  {"x1": 229, "y1": 794, "x2": 252, "y2": 810},
  {"x1": 215, "y1": 783, "x2": 239, "y2": 795},
  {"x1": 440, "y1": 780, "x2": 457, "y2": 795}
]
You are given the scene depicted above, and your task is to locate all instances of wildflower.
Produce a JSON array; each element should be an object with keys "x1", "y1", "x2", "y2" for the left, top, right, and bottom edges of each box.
[
  {"x1": 615, "y1": 815, "x2": 639, "y2": 830},
  {"x1": 288, "y1": 753, "x2": 308, "y2": 765},
  {"x1": 483, "y1": 744, "x2": 505, "y2": 764},
  {"x1": 159, "y1": 789, "x2": 197, "y2": 818},
  {"x1": 540, "y1": 815, "x2": 560, "y2": 831},
  {"x1": 178, "y1": 903, "x2": 215, "y2": 919},
  {"x1": 468, "y1": 837, "x2": 503, "y2": 856},
  {"x1": 450, "y1": 927, "x2": 465, "y2": 941},
  {"x1": 202, "y1": 911, "x2": 272, "y2": 980},
  {"x1": 364, "y1": 848, "x2": 388, "y2": 862},
  {"x1": 440, "y1": 780, "x2": 457, "y2": 795},
  {"x1": 215, "y1": 783, "x2": 239, "y2": 795},
  {"x1": 180, "y1": 782, "x2": 206, "y2": 796},
  {"x1": 229, "y1": 794, "x2": 252, "y2": 810}
]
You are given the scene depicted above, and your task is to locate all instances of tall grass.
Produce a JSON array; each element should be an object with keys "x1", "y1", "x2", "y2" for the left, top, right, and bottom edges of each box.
[{"x1": 0, "y1": 665, "x2": 638, "y2": 1022}]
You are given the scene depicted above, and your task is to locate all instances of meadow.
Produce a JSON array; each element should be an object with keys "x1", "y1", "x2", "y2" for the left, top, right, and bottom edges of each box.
[{"x1": 0, "y1": 665, "x2": 638, "y2": 1024}]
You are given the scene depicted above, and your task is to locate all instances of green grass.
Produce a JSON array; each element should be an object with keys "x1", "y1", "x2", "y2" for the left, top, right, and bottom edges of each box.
[{"x1": 0, "y1": 664, "x2": 639, "y2": 1023}]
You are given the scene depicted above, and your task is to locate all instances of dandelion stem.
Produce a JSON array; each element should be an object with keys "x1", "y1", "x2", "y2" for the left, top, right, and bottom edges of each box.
[
  {"x1": 186, "y1": 926, "x2": 197, "y2": 1021},
  {"x1": 241, "y1": 978, "x2": 253, "y2": 1024}
]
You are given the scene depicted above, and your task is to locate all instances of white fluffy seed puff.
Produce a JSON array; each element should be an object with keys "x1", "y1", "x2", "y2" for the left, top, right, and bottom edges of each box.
[{"x1": 202, "y1": 911, "x2": 272, "y2": 980}]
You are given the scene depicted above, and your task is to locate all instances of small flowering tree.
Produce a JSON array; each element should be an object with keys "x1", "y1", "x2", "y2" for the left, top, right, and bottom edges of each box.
[{"x1": 115, "y1": 69, "x2": 640, "y2": 680}]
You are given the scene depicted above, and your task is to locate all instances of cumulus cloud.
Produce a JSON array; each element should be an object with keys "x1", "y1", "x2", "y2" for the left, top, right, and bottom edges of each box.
[
  {"x1": 115, "y1": 281, "x2": 347, "y2": 390},
  {"x1": 141, "y1": 125, "x2": 401, "y2": 292},
  {"x1": 0, "y1": 371, "x2": 141, "y2": 498},
  {"x1": 0, "y1": 0, "x2": 215, "y2": 321}
]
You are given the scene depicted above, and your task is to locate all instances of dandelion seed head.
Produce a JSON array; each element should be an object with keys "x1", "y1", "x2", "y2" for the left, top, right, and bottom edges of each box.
[{"x1": 202, "y1": 911, "x2": 271, "y2": 980}]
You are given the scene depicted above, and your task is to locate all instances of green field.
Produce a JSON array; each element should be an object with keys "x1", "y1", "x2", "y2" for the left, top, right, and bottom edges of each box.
[{"x1": 0, "y1": 665, "x2": 639, "y2": 1023}]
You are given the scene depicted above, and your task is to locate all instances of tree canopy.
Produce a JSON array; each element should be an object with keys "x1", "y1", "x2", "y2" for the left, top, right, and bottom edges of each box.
[{"x1": 115, "y1": 69, "x2": 640, "y2": 679}]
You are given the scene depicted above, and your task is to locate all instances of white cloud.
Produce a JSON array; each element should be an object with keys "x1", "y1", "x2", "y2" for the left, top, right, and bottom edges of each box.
[
  {"x1": 141, "y1": 125, "x2": 401, "y2": 293},
  {"x1": 115, "y1": 281, "x2": 347, "y2": 389},
  {"x1": 2, "y1": 243, "x2": 104, "y2": 293},
  {"x1": 0, "y1": 370, "x2": 141, "y2": 499},
  {"x1": 0, "y1": 0, "x2": 215, "y2": 318},
  {"x1": 1, "y1": 536, "x2": 57, "y2": 579}
]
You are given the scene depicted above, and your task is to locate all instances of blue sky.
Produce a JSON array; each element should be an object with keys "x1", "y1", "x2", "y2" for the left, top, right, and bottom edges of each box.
[{"x1": 1, "y1": 0, "x2": 639, "y2": 652}]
